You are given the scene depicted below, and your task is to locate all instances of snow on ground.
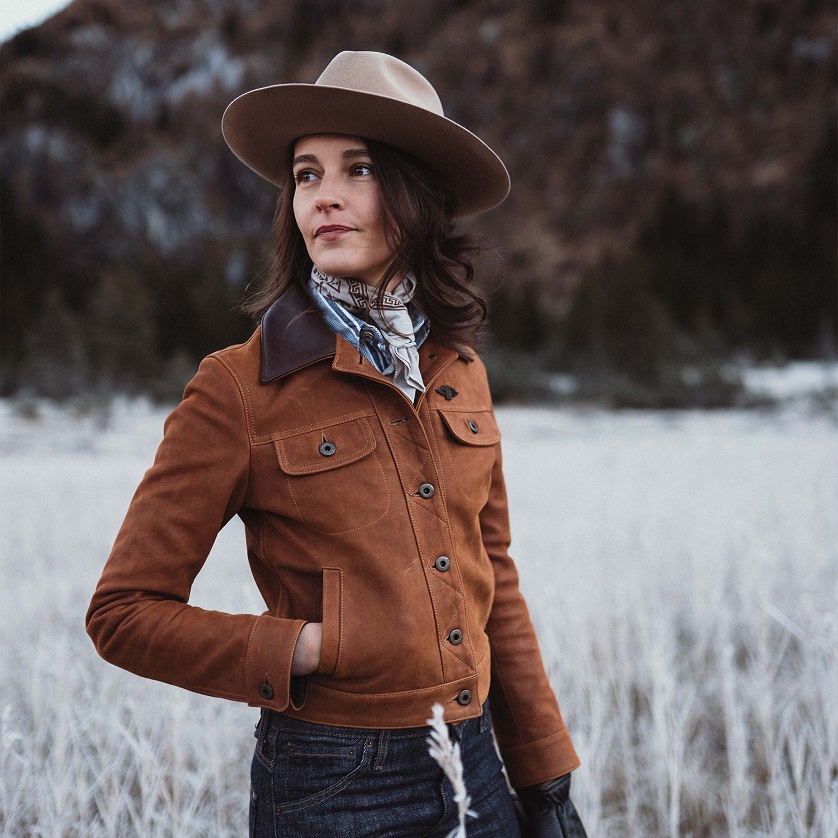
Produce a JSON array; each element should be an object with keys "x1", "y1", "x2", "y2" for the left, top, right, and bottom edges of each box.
[
  {"x1": 1, "y1": 398, "x2": 836, "y2": 836},
  {"x1": 739, "y1": 360, "x2": 838, "y2": 401}
]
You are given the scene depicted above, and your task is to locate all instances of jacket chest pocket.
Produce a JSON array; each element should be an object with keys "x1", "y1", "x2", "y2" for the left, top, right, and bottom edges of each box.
[
  {"x1": 273, "y1": 414, "x2": 390, "y2": 534},
  {"x1": 436, "y1": 408, "x2": 500, "y2": 506}
]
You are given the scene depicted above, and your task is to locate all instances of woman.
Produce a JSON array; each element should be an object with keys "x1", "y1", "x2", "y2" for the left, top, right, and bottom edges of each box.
[{"x1": 86, "y1": 51, "x2": 587, "y2": 837}]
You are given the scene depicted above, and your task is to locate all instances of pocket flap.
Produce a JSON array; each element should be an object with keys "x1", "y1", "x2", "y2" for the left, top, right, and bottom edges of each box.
[
  {"x1": 274, "y1": 416, "x2": 376, "y2": 475},
  {"x1": 438, "y1": 409, "x2": 500, "y2": 447}
]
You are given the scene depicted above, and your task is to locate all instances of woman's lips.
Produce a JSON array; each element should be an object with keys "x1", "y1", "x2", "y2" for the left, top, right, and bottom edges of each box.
[{"x1": 315, "y1": 225, "x2": 354, "y2": 241}]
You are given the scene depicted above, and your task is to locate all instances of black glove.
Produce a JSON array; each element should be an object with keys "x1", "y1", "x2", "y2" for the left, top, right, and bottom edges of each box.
[{"x1": 514, "y1": 773, "x2": 589, "y2": 838}]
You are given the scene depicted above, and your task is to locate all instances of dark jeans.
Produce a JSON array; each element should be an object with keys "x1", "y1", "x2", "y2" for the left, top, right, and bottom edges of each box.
[{"x1": 250, "y1": 702, "x2": 522, "y2": 837}]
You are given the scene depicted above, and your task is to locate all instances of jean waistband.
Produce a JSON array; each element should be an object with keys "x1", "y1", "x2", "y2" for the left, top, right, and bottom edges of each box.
[{"x1": 260, "y1": 698, "x2": 492, "y2": 742}]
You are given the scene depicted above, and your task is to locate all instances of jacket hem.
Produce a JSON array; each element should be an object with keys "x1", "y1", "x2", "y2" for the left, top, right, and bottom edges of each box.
[{"x1": 282, "y1": 643, "x2": 492, "y2": 729}]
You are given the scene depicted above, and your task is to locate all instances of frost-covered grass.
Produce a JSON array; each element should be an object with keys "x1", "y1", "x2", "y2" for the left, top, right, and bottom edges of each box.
[{"x1": 1, "y1": 398, "x2": 836, "y2": 836}]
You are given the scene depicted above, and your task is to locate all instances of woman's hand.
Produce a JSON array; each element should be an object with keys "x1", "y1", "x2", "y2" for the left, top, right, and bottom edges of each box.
[{"x1": 291, "y1": 622, "x2": 323, "y2": 675}]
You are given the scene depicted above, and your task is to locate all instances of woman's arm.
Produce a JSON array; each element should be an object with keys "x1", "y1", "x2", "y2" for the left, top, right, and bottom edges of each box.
[
  {"x1": 85, "y1": 355, "x2": 307, "y2": 710},
  {"x1": 479, "y1": 436, "x2": 581, "y2": 789}
]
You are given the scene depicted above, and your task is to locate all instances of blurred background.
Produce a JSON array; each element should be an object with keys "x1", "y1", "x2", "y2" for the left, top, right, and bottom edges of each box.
[
  {"x1": 1, "y1": 0, "x2": 835, "y2": 409},
  {"x1": 1, "y1": 4, "x2": 837, "y2": 835}
]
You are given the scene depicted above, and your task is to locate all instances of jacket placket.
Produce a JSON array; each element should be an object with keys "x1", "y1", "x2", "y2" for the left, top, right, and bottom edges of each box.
[{"x1": 331, "y1": 339, "x2": 481, "y2": 709}]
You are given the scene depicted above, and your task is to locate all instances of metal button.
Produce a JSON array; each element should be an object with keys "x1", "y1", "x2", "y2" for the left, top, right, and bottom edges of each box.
[
  {"x1": 448, "y1": 629, "x2": 463, "y2": 645},
  {"x1": 418, "y1": 483, "x2": 435, "y2": 499},
  {"x1": 259, "y1": 682, "x2": 274, "y2": 700},
  {"x1": 456, "y1": 689, "x2": 472, "y2": 706},
  {"x1": 467, "y1": 419, "x2": 479, "y2": 433},
  {"x1": 434, "y1": 555, "x2": 451, "y2": 572},
  {"x1": 319, "y1": 441, "x2": 336, "y2": 457}
]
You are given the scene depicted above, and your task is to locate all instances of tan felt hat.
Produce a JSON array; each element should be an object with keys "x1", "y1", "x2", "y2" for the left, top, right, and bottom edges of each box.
[{"x1": 221, "y1": 51, "x2": 510, "y2": 217}]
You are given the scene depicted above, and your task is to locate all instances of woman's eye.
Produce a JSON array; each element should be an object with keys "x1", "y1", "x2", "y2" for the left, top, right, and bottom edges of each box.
[
  {"x1": 351, "y1": 163, "x2": 373, "y2": 177},
  {"x1": 294, "y1": 169, "x2": 317, "y2": 185}
]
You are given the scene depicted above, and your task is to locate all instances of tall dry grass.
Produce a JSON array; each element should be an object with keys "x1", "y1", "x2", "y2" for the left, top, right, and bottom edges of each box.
[{"x1": 1, "y1": 400, "x2": 836, "y2": 836}]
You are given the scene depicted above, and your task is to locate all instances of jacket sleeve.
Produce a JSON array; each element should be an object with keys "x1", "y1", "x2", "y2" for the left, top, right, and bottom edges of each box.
[
  {"x1": 480, "y1": 435, "x2": 581, "y2": 789},
  {"x1": 85, "y1": 355, "x2": 306, "y2": 711}
]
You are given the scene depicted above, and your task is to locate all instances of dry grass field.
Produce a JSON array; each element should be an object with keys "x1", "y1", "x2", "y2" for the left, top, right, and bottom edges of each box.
[{"x1": 1, "y1": 395, "x2": 836, "y2": 836}]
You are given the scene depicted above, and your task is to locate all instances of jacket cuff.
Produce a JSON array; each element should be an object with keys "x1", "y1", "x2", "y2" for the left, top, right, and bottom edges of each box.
[
  {"x1": 504, "y1": 727, "x2": 581, "y2": 789},
  {"x1": 244, "y1": 615, "x2": 307, "y2": 710}
]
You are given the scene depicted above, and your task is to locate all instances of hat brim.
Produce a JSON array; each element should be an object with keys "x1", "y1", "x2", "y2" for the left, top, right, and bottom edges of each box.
[{"x1": 221, "y1": 84, "x2": 510, "y2": 217}]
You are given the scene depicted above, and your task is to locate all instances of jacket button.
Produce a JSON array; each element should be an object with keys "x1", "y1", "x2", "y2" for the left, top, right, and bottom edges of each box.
[
  {"x1": 448, "y1": 629, "x2": 463, "y2": 645},
  {"x1": 434, "y1": 555, "x2": 451, "y2": 572},
  {"x1": 418, "y1": 483, "x2": 435, "y2": 499},
  {"x1": 259, "y1": 682, "x2": 274, "y2": 700},
  {"x1": 319, "y1": 441, "x2": 336, "y2": 457},
  {"x1": 467, "y1": 419, "x2": 479, "y2": 433},
  {"x1": 456, "y1": 689, "x2": 472, "y2": 706}
]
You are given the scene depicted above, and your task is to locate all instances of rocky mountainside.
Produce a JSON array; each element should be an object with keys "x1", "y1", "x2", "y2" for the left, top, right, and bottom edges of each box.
[{"x1": 2, "y1": 0, "x2": 835, "y2": 398}]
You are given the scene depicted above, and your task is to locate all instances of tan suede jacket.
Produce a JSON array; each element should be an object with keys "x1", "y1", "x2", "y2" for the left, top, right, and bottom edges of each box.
[{"x1": 86, "y1": 283, "x2": 580, "y2": 788}]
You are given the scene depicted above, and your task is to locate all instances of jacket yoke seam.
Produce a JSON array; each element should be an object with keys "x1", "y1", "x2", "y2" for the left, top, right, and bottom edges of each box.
[{"x1": 254, "y1": 409, "x2": 376, "y2": 444}]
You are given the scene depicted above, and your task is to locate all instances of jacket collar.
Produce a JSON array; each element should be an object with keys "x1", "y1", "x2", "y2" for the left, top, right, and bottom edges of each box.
[
  {"x1": 260, "y1": 281, "x2": 470, "y2": 384},
  {"x1": 260, "y1": 282, "x2": 338, "y2": 383}
]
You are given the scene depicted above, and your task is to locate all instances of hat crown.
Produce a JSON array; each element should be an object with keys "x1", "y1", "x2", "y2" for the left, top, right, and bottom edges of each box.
[{"x1": 316, "y1": 51, "x2": 444, "y2": 117}]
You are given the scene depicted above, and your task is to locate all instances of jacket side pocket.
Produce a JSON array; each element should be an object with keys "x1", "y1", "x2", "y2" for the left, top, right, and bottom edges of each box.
[{"x1": 317, "y1": 567, "x2": 342, "y2": 676}]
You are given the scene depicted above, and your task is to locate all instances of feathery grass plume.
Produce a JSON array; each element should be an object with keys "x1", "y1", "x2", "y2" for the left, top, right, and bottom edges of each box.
[{"x1": 426, "y1": 703, "x2": 477, "y2": 838}]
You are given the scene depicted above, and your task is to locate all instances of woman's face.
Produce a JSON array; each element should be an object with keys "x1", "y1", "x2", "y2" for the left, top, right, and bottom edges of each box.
[{"x1": 292, "y1": 134, "x2": 392, "y2": 286}]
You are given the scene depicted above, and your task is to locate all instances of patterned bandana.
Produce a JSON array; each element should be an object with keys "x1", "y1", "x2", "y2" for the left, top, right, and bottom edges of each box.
[{"x1": 310, "y1": 266, "x2": 426, "y2": 396}]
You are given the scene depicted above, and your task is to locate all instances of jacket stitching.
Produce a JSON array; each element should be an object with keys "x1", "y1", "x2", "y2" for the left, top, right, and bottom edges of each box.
[
  {"x1": 212, "y1": 352, "x2": 257, "y2": 446},
  {"x1": 322, "y1": 566, "x2": 344, "y2": 675},
  {"x1": 260, "y1": 409, "x2": 376, "y2": 442},
  {"x1": 260, "y1": 519, "x2": 286, "y2": 613},
  {"x1": 189, "y1": 685, "x2": 246, "y2": 701},
  {"x1": 424, "y1": 406, "x2": 479, "y2": 675},
  {"x1": 285, "y1": 447, "x2": 392, "y2": 535},
  {"x1": 244, "y1": 617, "x2": 259, "y2": 702},
  {"x1": 308, "y1": 678, "x2": 477, "y2": 699},
  {"x1": 274, "y1": 417, "x2": 375, "y2": 474},
  {"x1": 206, "y1": 356, "x2": 253, "y2": 511},
  {"x1": 368, "y1": 387, "x2": 449, "y2": 682},
  {"x1": 493, "y1": 659, "x2": 525, "y2": 741},
  {"x1": 433, "y1": 570, "x2": 463, "y2": 598},
  {"x1": 409, "y1": 496, "x2": 451, "y2": 529}
]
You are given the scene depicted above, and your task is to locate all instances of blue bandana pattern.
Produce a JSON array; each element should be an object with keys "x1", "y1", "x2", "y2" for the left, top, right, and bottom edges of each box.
[{"x1": 306, "y1": 276, "x2": 430, "y2": 379}]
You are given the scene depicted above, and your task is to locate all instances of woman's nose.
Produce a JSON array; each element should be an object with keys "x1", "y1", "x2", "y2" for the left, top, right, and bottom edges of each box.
[{"x1": 314, "y1": 174, "x2": 344, "y2": 211}]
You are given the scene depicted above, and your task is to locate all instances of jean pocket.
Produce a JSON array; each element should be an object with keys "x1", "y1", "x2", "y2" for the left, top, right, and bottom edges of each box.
[{"x1": 277, "y1": 733, "x2": 372, "y2": 813}]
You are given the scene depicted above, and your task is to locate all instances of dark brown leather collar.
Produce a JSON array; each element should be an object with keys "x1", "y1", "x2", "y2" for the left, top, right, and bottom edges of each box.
[
  {"x1": 260, "y1": 282, "x2": 336, "y2": 382},
  {"x1": 260, "y1": 280, "x2": 472, "y2": 383}
]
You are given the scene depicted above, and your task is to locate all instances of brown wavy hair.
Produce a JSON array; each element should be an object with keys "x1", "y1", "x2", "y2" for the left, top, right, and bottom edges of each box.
[{"x1": 240, "y1": 138, "x2": 487, "y2": 350}]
